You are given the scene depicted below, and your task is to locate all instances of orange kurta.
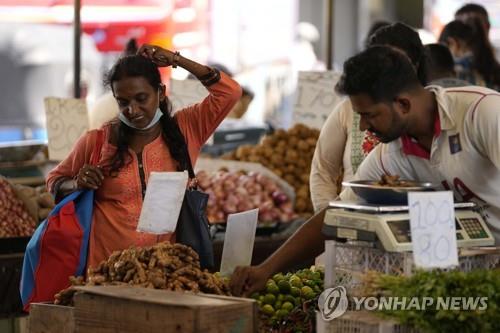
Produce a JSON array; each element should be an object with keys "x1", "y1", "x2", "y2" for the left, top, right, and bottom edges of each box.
[{"x1": 47, "y1": 73, "x2": 241, "y2": 269}]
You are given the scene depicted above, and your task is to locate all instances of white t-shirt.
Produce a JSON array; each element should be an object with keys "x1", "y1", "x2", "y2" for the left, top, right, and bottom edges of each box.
[
  {"x1": 310, "y1": 98, "x2": 379, "y2": 211},
  {"x1": 341, "y1": 85, "x2": 500, "y2": 243}
]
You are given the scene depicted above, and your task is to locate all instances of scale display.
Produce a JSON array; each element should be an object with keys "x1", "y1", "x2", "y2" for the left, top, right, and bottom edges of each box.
[{"x1": 323, "y1": 202, "x2": 494, "y2": 252}]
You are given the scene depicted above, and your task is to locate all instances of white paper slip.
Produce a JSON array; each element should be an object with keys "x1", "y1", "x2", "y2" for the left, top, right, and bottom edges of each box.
[
  {"x1": 137, "y1": 171, "x2": 188, "y2": 234},
  {"x1": 44, "y1": 97, "x2": 89, "y2": 161},
  {"x1": 220, "y1": 209, "x2": 259, "y2": 276},
  {"x1": 408, "y1": 191, "x2": 458, "y2": 269}
]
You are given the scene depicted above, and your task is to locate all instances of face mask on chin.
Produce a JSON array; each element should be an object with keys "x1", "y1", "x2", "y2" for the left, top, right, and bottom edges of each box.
[
  {"x1": 118, "y1": 108, "x2": 163, "y2": 130},
  {"x1": 118, "y1": 88, "x2": 163, "y2": 130}
]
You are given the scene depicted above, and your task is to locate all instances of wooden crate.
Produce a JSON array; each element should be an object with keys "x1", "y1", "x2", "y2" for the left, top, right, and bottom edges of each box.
[
  {"x1": 73, "y1": 286, "x2": 257, "y2": 333},
  {"x1": 29, "y1": 303, "x2": 74, "y2": 333}
]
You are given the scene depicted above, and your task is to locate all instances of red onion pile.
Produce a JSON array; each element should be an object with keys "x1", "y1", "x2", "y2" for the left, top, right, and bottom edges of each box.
[
  {"x1": 0, "y1": 177, "x2": 37, "y2": 237},
  {"x1": 197, "y1": 170, "x2": 297, "y2": 224}
]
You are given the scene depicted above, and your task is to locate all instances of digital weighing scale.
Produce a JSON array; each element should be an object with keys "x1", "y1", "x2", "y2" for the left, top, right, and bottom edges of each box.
[{"x1": 323, "y1": 201, "x2": 495, "y2": 252}]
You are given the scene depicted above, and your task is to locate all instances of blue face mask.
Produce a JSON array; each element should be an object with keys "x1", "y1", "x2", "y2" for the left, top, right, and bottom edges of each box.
[{"x1": 118, "y1": 90, "x2": 163, "y2": 130}]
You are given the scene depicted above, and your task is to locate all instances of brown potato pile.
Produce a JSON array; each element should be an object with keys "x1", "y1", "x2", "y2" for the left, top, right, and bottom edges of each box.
[
  {"x1": 13, "y1": 184, "x2": 55, "y2": 222},
  {"x1": 223, "y1": 124, "x2": 319, "y2": 215},
  {"x1": 54, "y1": 242, "x2": 230, "y2": 306}
]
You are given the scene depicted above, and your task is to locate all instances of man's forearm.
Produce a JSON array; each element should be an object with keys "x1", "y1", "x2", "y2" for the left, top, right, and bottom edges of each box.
[{"x1": 260, "y1": 209, "x2": 327, "y2": 275}]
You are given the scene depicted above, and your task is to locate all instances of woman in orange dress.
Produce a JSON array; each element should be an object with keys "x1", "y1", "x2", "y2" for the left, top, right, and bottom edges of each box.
[{"x1": 46, "y1": 44, "x2": 242, "y2": 269}]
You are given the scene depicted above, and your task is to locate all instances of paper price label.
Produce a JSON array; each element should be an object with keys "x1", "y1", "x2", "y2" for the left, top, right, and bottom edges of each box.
[
  {"x1": 408, "y1": 191, "x2": 458, "y2": 269},
  {"x1": 292, "y1": 71, "x2": 343, "y2": 130}
]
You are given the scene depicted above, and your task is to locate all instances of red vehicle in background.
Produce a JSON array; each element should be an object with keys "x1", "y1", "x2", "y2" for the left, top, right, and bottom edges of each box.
[{"x1": 0, "y1": 0, "x2": 209, "y2": 59}]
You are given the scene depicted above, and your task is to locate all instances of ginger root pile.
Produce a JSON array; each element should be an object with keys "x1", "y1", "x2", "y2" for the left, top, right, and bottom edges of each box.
[{"x1": 54, "y1": 242, "x2": 229, "y2": 306}]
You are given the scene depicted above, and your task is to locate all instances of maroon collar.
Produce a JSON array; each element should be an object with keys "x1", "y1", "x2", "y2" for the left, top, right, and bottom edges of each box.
[{"x1": 400, "y1": 113, "x2": 441, "y2": 160}]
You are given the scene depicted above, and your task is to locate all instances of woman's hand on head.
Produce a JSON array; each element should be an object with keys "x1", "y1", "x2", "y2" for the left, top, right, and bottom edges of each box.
[
  {"x1": 76, "y1": 164, "x2": 104, "y2": 190},
  {"x1": 138, "y1": 44, "x2": 175, "y2": 67}
]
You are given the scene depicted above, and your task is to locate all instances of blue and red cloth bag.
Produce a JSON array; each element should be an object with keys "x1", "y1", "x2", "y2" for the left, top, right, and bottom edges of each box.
[{"x1": 20, "y1": 131, "x2": 103, "y2": 311}]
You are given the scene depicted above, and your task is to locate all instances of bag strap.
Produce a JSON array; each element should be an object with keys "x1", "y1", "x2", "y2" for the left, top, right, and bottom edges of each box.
[
  {"x1": 89, "y1": 130, "x2": 105, "y2": 166},
  {"x1": 182, "y1": 141, "x2": 198, "y2": 189}
]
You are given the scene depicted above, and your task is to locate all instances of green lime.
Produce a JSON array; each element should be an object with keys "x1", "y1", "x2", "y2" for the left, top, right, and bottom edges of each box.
[
  {"x1": 266, "y1": 283, "x2": 280, "y2": 295},
  {"x1": 274, "y1": 300, "x2": 282, "y2": 310},
  {"x1": 312, "y1": 271, "x2": 322, "y2": 281},
  {"x1": 301, "y1": 286, "x2": 314, "y2": 297},
  {"x1": 259, "y1": 295, "x2": 265, "y2": 302},
  {"x1": 263, "y1": 293, "x2": 276, "y2": 305},
  {"x1": 257, "y1": 300, "x2": 262, "y2": 307},
  {"x1": 273, "y1": 273, "x2": 285, "y2": 283},
  {"x1": 281, "y1": 301, "x2": 294, "y2": 311},
  {"x1": 314, "y1": 285, "x2": 322, "y2": 294},
  {"x1": 289, "y1": 276, "x2": 303, "y2": 288},
  {"x1": 261, "y1": 304, "x2": 275, "y2": 316},
  {"x1": 277, "y1": 294, "x2": 286, "y2": 302},
  {"x1": 284, "y1": 295, "x2": 296, "y2": 303},
  {"x1": 290, "y1": 286, "x2": 301, "y2": 297},
  {"x1": 250, "y1": 292, "x2": 260, "y2": 300},
  {"x1": 276, "y1": 309, "x2": 289, "y2": 318},
  {"x1": 294, "y1": 297, "x2": 302, "y2": 307},
  {"x1": 278, "y1": 280, "x2": 291, "y2": 293},
  {"x1": 304, "y1": 279, "x2": 316, "y2": 288}
]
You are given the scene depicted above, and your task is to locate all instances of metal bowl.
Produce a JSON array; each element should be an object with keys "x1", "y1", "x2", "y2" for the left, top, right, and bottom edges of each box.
[{"x1": 342, "y1": 180, "x2": 438, "y2": 205}]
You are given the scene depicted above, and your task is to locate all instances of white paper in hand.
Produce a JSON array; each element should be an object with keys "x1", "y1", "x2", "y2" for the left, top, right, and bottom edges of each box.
[
  {"x1": 408, "y1": 191, "x2": 458, "y2": 269},
  {"x1": 137, "y1": 171, "x2": 188, "y2": 234},
  {"x1": 220, "y1": 209, "x2": 259, "y2": 276}
]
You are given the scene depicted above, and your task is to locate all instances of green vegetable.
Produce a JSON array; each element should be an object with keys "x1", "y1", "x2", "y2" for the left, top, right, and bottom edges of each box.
[{"x1": 366, "y1": 269, "x2": 500, "y2": 333}]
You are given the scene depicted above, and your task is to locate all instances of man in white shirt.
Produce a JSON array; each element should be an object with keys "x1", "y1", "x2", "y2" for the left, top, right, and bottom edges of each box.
[
  {"x1": 338, "y1": 46, "x2": 500, "y2": 242},
  {"x1": 229, "y1": 45, "x2": 500, "y2": 297}
]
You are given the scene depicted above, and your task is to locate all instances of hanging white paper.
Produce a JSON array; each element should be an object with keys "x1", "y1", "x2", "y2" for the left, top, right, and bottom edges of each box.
[
  {"x1": 220, "y1": 209, "x2": 259, "y2": 276},
  {"x1": 408, "y1": 191, "x2": 458, "y2": 269},
  {"x1": 137, "y1": 171, "x2": 188, "y2": 234},
  {"x1": 44, "y1": 97, "x2": 89, "y2": 161}
]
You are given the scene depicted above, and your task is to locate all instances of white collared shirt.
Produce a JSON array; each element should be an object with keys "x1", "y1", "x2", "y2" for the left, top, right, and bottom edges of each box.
[{"x1": 340, "y1": 85, "x2": 500, "y2": 243}]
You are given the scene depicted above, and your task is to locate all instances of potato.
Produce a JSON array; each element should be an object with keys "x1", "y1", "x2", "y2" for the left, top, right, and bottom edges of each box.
[
  {"x1": 38, "y1": 192, "x2": 55, "y2": 208},
  {"x1": 39, "y1": 208, "x2": 52, "y2": 221}
]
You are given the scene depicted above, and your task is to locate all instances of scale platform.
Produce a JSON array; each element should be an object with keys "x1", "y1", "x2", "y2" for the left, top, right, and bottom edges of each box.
[{"x1": 323, "y1": 201, "x2": 495, "y2": 252}]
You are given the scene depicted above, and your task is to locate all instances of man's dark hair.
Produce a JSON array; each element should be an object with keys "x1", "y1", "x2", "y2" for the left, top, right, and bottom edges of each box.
[
  {"x1": 335, "y1": 46, "x2": 421, "y2": 103},
  {"x1": 425, "y1": 43, "x2": 455, "y2": 79},
  {"x1": 364, "y1": 20, "x2": 391, "y2": 49},
  {"x1": 367, "y1": 22, "x2": 428, "y2": 85}
]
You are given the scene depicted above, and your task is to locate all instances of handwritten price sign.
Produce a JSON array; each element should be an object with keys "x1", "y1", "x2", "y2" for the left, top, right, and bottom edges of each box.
[
  {"x1": 408, "y1": 191, "x2": 458, "y2": 269},
  {"x1": 292, "y1": 71, "x2": 343, "y2": 130},
  {"x1": 44, "y1": 97, "x2": 89, "y2": 161}
]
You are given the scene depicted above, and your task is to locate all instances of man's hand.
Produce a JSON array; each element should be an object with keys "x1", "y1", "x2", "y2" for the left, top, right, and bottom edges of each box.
[{"x1": 230, "y1": 264, "x2": 271, "y2": 297}]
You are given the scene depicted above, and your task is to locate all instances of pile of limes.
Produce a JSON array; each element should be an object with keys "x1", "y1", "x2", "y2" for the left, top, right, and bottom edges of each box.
[{"x1": 250, "y1": 267, "x2": 324, "y2": 327}]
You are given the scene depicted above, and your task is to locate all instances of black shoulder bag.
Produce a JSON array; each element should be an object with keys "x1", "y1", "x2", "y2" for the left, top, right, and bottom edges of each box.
[{"x1": 175, "y1": 146, "x2": 215, "y2": 270}]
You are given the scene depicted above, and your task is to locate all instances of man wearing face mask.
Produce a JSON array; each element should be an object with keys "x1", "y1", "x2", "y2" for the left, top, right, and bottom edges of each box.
[{"x1": 46, "y1": 45, "x2": 241, "y2": 268}]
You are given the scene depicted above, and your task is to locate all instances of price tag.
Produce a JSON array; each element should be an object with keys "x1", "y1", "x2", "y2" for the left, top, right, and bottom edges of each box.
[
  {"x1": 137, "y1": 171, "x2": 188, "y2": 234},
  {"x1": 169, "y1": 79, "x2": 209, "y2": 112},
  {"x1": 292, "y1": 71, "x2": 343, "y2": 130},
  {"x1": 408, "y1": 191, "x2": 458, "y2": 269},
  {"x1": 44, "y1": 97, "x2": 89, "y2": 161},
  {"x1": 220, "y1": 209, "x2": 259, "y2": 276}
]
